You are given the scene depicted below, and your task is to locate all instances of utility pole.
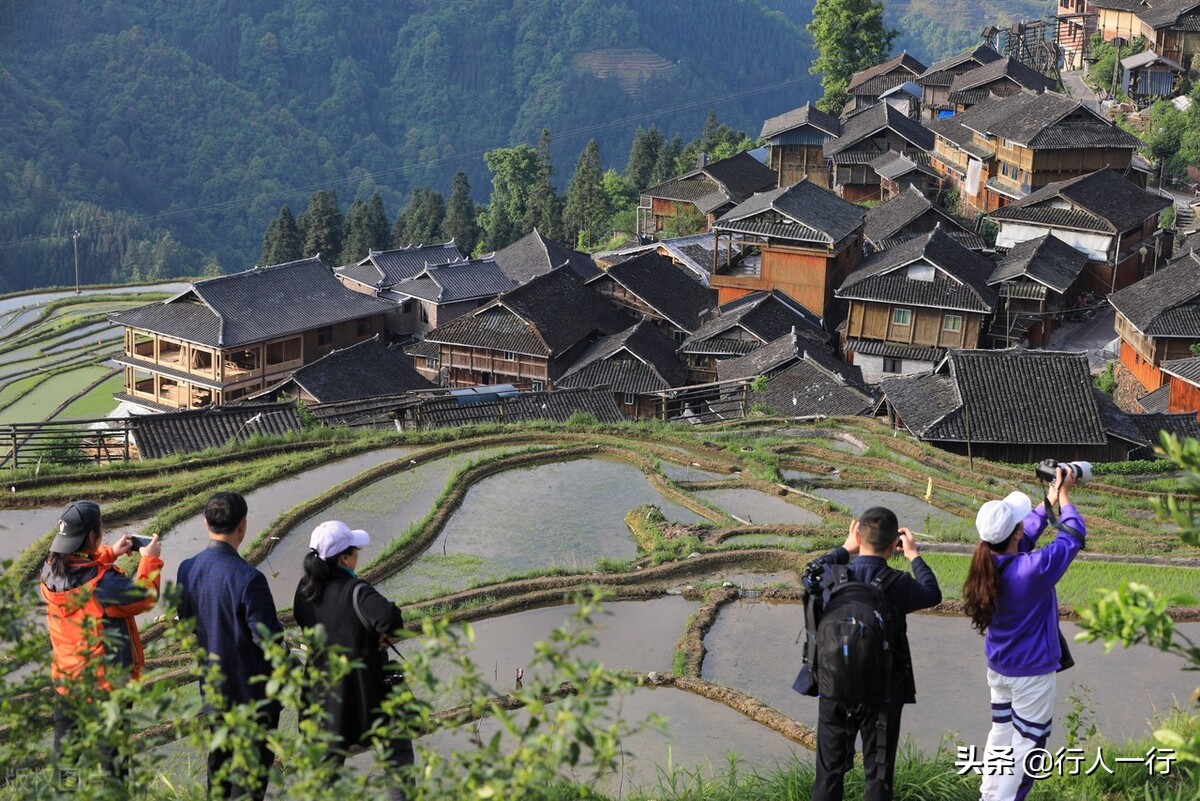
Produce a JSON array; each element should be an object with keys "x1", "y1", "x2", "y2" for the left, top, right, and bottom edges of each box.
[
  {"x1": 1110, "y1": 37, "x2": 1126, "y2": 99},
  {"x1": 72, "y1": 229, "x2": 80, "y2": 295}
]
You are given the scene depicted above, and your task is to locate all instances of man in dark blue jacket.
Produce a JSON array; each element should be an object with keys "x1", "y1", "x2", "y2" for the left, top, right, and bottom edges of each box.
[
  {"x1": 178, "y1": 491, "x2": 282, "y2": 800},
  {"x1": 811, "y1": 507, "x2": 942, "y2": 801}
]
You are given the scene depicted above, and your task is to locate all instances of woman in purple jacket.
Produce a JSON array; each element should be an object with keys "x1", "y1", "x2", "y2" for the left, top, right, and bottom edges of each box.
[{"x1": 963, "y1": 467, "x2": 1085, "y2": 801}]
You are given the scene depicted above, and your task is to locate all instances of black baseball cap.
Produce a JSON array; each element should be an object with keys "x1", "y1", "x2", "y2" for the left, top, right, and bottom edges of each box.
[{"x1": 51, "y1": 501, "x2": 102, "y2": 554}]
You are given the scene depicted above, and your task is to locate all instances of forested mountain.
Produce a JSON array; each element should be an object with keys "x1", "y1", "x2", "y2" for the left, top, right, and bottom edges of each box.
[{"x1": 0, "y1": 0, "x2": 817, "y2": 291}]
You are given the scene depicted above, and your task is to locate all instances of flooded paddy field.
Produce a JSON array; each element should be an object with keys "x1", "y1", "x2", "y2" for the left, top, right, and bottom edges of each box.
[
  {"x1": 693, "y1": 488, "x2": 822, "y2": 525},
  {"x1": 702, "y1": 599, "x2": 1200, "y2": 752}
]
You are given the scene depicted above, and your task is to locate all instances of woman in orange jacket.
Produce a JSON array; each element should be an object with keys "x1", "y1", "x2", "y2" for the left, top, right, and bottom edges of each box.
[{"x1": 40, "y1": 500, "x2": 163, "y2": 767}]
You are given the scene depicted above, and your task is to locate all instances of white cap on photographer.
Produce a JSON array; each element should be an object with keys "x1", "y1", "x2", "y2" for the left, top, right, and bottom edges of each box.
[
  {"x1": 976, "y1": 491, "x2": 1032, "y2": 544},
  {"x1": 310, "y1": 520, "x2": 370, "y2": 559}
]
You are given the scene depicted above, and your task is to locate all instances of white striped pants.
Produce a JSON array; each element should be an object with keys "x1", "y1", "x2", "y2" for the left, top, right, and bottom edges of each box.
[{"x1": 980, "y1": 669, "x2": 1056, "y2": 801}]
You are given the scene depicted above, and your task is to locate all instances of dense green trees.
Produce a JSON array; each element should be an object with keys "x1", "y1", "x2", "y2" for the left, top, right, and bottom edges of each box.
[
  {"x1": 298, "y1": 190, "x2": 344, "y2": 262},
  {"x1": 563, "y1": 140, "x2": 608, "y2": 249},
  {"x1": 443, "y1": 170, "x2": 481, "y2": 255},
  {"x1": 342, "y1": 193, "x2": 390, "y2": 263},
  {"x1": 261, "y1": 205, "x2": 303, "y2": 266},
  {"x1": 808, "y1": 0, "x2": 897, "y2": 113},
  {"x1": 0, "y1": 0, "x2": 820, "y2": 289},
  {"x1": 523, "y1": 129, "x2": 563, "y2": 242}
]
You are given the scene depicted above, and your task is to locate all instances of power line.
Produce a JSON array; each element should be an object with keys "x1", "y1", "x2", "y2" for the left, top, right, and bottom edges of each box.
[{"x1": 0, "y1": 73, "x2": 821, "y2": 254}]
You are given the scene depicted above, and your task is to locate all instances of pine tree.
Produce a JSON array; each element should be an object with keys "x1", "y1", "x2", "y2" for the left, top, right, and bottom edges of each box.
[
  {"x1": 523, "y1": 128, "x2": 562, "y2": 241},
  {"x1": 260, "y1": 205, "x2": 302, "y2": 266},
  {"x1": 482, "y1": 145, "x2": 539, "y2": 249},
  {"x1": 625, "y1": 125, "x2": 663, "y2": 191},
  {"x1": 562, "y1": 139, "x2": 608, "y2": 250},
  {"x1": 485, "y1": 199, "x2": 518, "y2": 253},
  {"x1": 443, "y1": 170, "x2": 480, "y2": 254},
  {"x1": 341, "y1": 193, "x2": 391, "y2": 263},
  {"x1": 649, "y1": 136, "x2": 683, "y2": 187},
  {"x1": 298, "y1": 190, "x2": 344, "y2": 262},
  {"x1": 419, "y1": 188, "x2": 446, "y2": 243},
  {"x1": 809, "y1": 0, "x2": 896, "y2": 114}
]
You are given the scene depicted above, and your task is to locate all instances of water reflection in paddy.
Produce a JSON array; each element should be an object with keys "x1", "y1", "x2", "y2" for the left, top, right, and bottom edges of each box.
[
  {"x1": 0, "y1": 507, "x2": 63, "y2": 563},
  {"x1": 660, "y1": 462, "x2": 728, "y2": 483},
  {"x1": 813, "y1": 488, "x2": 968, "y2": 535},
  {"x1": 693, "y1": 488, "x2": 823, "y2": 525},
  {"x1": 703, "y1": 600, "x2": 1200, "y2": 751},
  {"x1": 157, "y1": 446, "x2": 414, "y2": 589},
  {"x1": 378, "y1": 457, "x2": 705, "y2": 602}
]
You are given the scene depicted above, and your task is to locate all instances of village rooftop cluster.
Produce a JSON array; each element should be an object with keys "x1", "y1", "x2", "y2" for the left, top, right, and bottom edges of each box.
[{"x1": 105, "y1": 26, "x2": 1200, "y2": 465}]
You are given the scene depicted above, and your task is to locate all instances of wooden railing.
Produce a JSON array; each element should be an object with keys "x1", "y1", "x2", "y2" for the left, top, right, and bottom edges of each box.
[{"x1": 3, "y1": 418, "x2": 136, "y2": 471}]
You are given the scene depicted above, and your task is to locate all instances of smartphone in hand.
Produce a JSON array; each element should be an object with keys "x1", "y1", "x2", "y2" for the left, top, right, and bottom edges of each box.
[{"x1": 130, "y1": 535, "x2": 154, "y2": 549}]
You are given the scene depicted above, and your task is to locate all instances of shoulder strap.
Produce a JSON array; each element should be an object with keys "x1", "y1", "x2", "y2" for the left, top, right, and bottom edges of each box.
[
  {"x1": 871, "y1": 568, "x2": 902, "y2": 592},
  {"x1": 351, "y1": 581, "x2": 372, "y2": 631}
]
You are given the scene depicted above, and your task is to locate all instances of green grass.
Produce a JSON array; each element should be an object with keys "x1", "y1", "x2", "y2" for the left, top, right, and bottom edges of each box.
[
  {"x1": 0, "y1": 364, "x2": 112, "y2": 424},
  {"x1": 0, "y1": 373, "x2": 43, "y2": 408},
  {"x1": 916, "y1": 552, "x2": 1200, "y2": 607},
  {"x1": 55, "y1": 373, "x2": 123, "y2": 420}
]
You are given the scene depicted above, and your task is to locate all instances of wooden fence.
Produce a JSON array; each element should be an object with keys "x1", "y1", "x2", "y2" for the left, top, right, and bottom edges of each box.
[{"x1": 3, "y1": 418, "x2": 136, "y2": 471}]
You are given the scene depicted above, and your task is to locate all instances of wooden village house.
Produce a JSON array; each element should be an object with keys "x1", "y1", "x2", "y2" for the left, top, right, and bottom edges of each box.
[
  {"x1": 252, "y1": 335, "x2": 435, "y2": 405},
  {"x1": 759, "y1": 103, "x2": 841, "y2": 189},
  {"x1": 986, "y1": 233, "x2": 1092, "y2": 347},
  {"x1": 110, "y1": 257, "x2": 392, "y2": 411},
  {"x1": 1095, "y1": 0, "x2": 1200, "y2": 68},
  {"x1": 930, "y1": 90, "x2": 1142, "y2": 213},
  {"x1": 637, "y1": 152, "x2": 777, "y2": 237},
  {"x1": 881, "y1": 348, "x2": 1145, "y2": 461},
  {"x1": 708, "y1": 179, "x2": 866, "y2": 316},
  {"x1": 945, "y1": 56, "x2": 1057, "y2": 114},
  {"x1": 986, "y1": 168, "x2": 1171, "y2": 294},
  {"x1": 837, "y1": 228, "x2": 998, "y2": 383},
  {"x1": 555, "y1": 319, "x2": 690, "y2": 420},
  {"x1": 584, "y1": 250, "x2": 717, "y2": 342},
  {"x1": 1107, "y1": 247, "x2": 1200, "y2": 400},
  {"x1": 823, "y1": 103, "x2": 935, "y2": 201},
  {"x1": 916, "y1": 44, "x2": 1004, "y2": 122},
  {"x1": 422, "y1": 266, "x2": 630, "y2": 391},
  {"x1": 864, "y1": 186, "x2": 986, "y2": 252},
  {"x1": 1058, "y1": 0, "x2": 1098, "y2": 71},
  {"x1": 843, "y1": 53, "x2": 927, "y2": 116}
]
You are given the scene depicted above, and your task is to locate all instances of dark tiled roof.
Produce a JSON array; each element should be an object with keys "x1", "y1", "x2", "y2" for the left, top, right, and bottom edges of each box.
[
  {"x1": 1109, "y1": 251, "x2": 1200, "y2": 337},
  {"x1": 337, "y1": 242, "x2": 466, "y2": 288},
  {"x1": 412, "y1": 387, "x2": 627, "y2": 428},
  {"x1": 391, "y1": 258, "x2": 518, "y2": 304},
  {"x1": 306, "y1": 395, "x2": 414, "y2": 429},
  {"x1": 590, "y1": 251, "x2": 717, "y2": 332},
  {"x1": 1092, "y1": 388, "x2": 1150, "y2": 445},
  {"x1": 847, "y1": 53, "x2": 927, "y2": 93},
  {"x1": 757, "y1": 359, "x2": 878, "y2": 417},
  {"x1": 864, "y1": 187, "x2": 977, "y2": 246},
  {"x1": 558, "y1": 319, "x2": 689, "y2": 392},
  {"x1": 1093, "y1": 0, "x2": 1200, "y2": 27},
  {"x1": 880, "y1": 371, "x2": 959, "y2": 433},
  {"x1": 869, "y1": 150, "x2": 939, "y2": 181},
  {"x1": 404, "y1": 338, "x2": 440, "y2": 359},
  {"x1": 824, "y1": 103, "x2": 934, "y2": 156},
  {"x1": 714, "y1": 179, "x2": 865, "y2": 245},
  {"x1": 645, "y1": 152, "x2": 777, "y2": 212},
  {"x1": 947, "y1": 57, "x2": 1056, "y2": 97},
  {"x1": 952, "y1": 90, "x2": 1139, "y2": 150},
  {"x1": 988, "y1": 234, "x2": 1089, "y2": 293},
  {"x1": 837, "y1": 228, "x2": 998, "y2": 313},
  {"x1": 886, "y1": 348, "x2": 1108, "y2": 443},
  {"x1": 492, "y1": 230, "x2": 600, "y2": 283},
  {"x1": 929, "y1": 116, "x2": 996, "y2": 161},
  {"x1": 1132, "y1": 411, "x2": 1200, "y2": 443},
  {"x1": 425, "y1": 267, "x2": 628, "y2": 357},
  {"x1": 681, "y1": 291, "x2": 824, "y2": 353},
  {"x1": 716, "y1": 327, "x2": 847, "y2": 382},
  {"x1": 1137, "y1": 384, "x2": 1172, "y2": 413},
  {"x1": 760, "y1": 103, "x2": 842, "y2": 140},
  {"x1": 1160, "y1": 355, "x2": 1200, "y2": 384},
  {"x1": 917, "y1": 44, "x2": 1005, "y2": 86},
  {"x1": 111, "y1": 258, "x2": 393, "y2": 349},
  {"x1": 846, "y1": 339, "x2": 945, "y2": 362},
  {"x1": 131, "y1": 402, "x2": 302, "y2": 459},
  {"x1": 864, "y1": 185, "x2": 984, "y2": 248},
  {"x1": 989, "y1": 169, "x2": 1171, "y2": 234},
  {"x1": 287, "y1": 336, "x2": 435, "y2": 403}
]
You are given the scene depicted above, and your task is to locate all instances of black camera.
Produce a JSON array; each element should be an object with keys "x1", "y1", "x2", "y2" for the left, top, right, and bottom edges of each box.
[{"x1": 1034, "y1": 459, "x2": 1092, "y2": 485}]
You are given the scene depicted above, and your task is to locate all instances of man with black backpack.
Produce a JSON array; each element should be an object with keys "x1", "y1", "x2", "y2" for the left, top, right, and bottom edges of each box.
[{"x1": 803, "y1": 507, "x2": 942, "y2": 801}]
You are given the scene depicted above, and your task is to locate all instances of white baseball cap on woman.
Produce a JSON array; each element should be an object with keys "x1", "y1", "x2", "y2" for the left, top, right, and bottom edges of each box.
[
  {"x1": 310, "y1": 520, "x2": 370, "y2": 559},
  {"x1": 975, "y1": 491, "x2": 1032, "y2": 544}
]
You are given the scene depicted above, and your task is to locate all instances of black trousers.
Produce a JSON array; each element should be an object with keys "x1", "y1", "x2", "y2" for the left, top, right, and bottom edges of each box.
[
  {"x1": 329, "y1": 735, "x2": 415, "y2": 801},
  {"x1": 206, "y1": 706, "x2": 280, "y2": 800},
  {"x1": 811, "y1": 699, "x2": 904, "y2": 801}
]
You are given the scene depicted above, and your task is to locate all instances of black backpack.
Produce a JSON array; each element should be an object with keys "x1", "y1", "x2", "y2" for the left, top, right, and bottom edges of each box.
[{"x1": 807, "y1": 565, "x2": 901, "y2": 705}]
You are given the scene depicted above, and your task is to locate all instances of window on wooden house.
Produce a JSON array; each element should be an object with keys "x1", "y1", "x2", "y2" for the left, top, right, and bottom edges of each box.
[
  {"x1": 883, "y1": 357, "x2": 903, "y2": 373},
  {"x1": 943, "y1": 314, "x2": 963, "y2": 332},
  {"x1": 425, "y1": 357, "x2": 437, "y2": 370},
  {"x1": 531, "y1": 380, "x2": 544, "y2": 392},
  {"x1": 317, "y1": 327, "x2": 334, "y2": 347},
  {"x1": 266, "y1": 337, "x2": 301, "y2": 366},
  {"x1": 503, "y1": 351, "x2": 516, "y2": 361},
  {"x1": 623, "y1": 393, "x2": 635, "y2": 406},
  {"x1": 892, "y1": 308, "x2": 912, "y2": 326}
]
